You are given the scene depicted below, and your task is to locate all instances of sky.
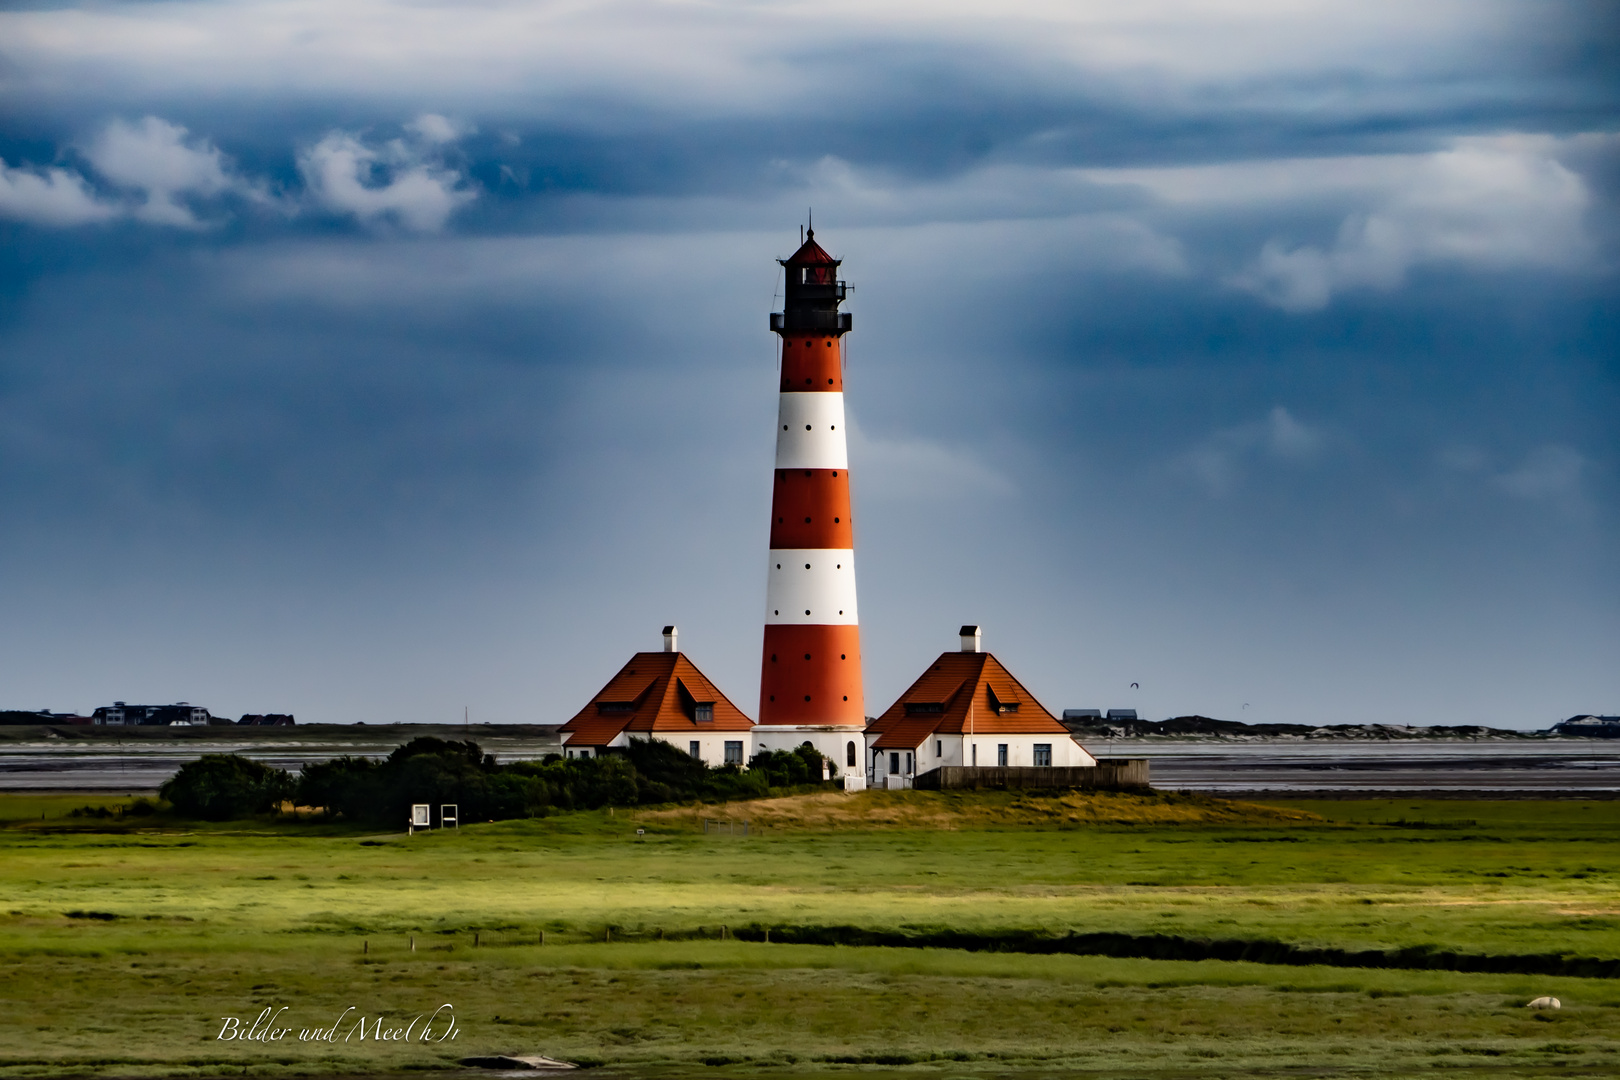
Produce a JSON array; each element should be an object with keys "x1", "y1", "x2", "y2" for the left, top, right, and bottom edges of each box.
[{"x1": 0, "y1": 0, "x2": 1615, "y2": 730}]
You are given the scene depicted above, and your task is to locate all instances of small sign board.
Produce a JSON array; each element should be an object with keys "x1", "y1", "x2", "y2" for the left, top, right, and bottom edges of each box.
[
  {"x1": 410, "y1": 804, "x2": 430, "y2": 828},
  {"x1": 441, "y1": 804, "x2": 458, "y2": 829}
]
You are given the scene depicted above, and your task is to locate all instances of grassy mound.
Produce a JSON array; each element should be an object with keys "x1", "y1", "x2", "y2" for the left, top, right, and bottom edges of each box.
[{"x1": 637, "y1": 787, "x2": 1321, "y2": 829}]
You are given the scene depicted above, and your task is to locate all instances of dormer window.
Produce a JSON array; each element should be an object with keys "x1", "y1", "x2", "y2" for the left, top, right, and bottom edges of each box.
[
  {"x1": 904, "y1": 702, "x2": 944, "y2": 716},
  {"x1": 987, "y1": 687, "x2": 1020, "y2": 715},
  {"x1": 695, "y1": 703, "x2": 714, "y2": 723},
  {"x1": 597, "y1": 702, "x2": 635, "y2": 714}
]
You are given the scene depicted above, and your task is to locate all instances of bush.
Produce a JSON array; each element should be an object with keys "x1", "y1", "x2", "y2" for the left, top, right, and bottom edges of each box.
[
  {"x1": 179, "y1": 734, "x2": 841, "y2": 827},
  {"x1": 159, "y1": 754, "x2": 294, "y2": 820}
]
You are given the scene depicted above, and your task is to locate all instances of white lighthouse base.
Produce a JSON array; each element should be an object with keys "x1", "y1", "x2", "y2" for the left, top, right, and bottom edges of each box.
[{"x1": 750, "y1": 724, "x2": 868, "y2": 791}]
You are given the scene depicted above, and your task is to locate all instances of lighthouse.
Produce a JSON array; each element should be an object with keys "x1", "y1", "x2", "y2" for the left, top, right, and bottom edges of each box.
[{"x1": 754, "y1": 227, "x2": 867, "y2": 789}]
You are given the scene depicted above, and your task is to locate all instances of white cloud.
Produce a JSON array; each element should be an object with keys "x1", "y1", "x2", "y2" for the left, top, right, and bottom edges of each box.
[
  {"x1": 1221, "y1": 136, "x2": 1594, "y2": 311},
  {"x1": 404, "y1": 113, "x2": 463, "y2": 144},
  {"x1": 1181, "y1": 406, "x2": 1324, "y2": 495},
  {"x1": 83, "y1": 116, "x2": 241, "y2": 228},
  {"x1": 298, "y1": 120, "x2": 475, "y2": 232},
  {"x1": 847, "y1": 415, "x2": 1015, "y2": 503},
  {"x1": 0, "y1": 0, "x2": 1528, "y2": 120},
  {"x1": 0, "y1": 159, "x2": 119, "y2": 226},
  {"x1": 1495, "y1": 444, "x2": 1585, "y2": 503}
]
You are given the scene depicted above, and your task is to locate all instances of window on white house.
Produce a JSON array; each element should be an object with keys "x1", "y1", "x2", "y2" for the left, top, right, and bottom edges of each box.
[
  {"x1": 724, "y1": 741, "x2": 743, "y2": 765},
  {"x1": 1034, "y1": 744, "x2": 1052, "y2": 767},
  {"x1": 905, "y1": 752, "x2": 912, "y2": 773},
  {"x1": 847, "y1": 741, "x2": 856, "y2": 767},
  {"x1": 689, "y1": 741, "x2": 701, "y2": 759},
  {"x1": 936, "y1": 740, "x2": 942, "y2": 757},
  {"x1": 997, "y1": 744, "x2": 1008, "y2": 767},
  {"x1": 889, "y1": 752, "x2": 899, "y2": 774}
]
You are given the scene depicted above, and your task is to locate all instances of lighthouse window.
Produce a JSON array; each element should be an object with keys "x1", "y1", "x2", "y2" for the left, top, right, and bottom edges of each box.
[
  {"x1": 847, "y1": 741, "x2": 856, "y2": 767},
  {"x1": 805, "y1": 424, "x2": 811, "y2": 430},
  {"x1": 804, "y1": 563, "x2": 810, "y2": 569},
  {"x1": 834, "y1": 517, "x2": 840, "y2": 523},
  {"x1": 804, "y1": 653, "x2": 811, "y2": 659}
]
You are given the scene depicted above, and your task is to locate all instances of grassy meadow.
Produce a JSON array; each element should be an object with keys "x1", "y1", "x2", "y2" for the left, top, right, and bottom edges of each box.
[{"x1": 1, "y1": 789, "x2": 1617, "y2": 1078}]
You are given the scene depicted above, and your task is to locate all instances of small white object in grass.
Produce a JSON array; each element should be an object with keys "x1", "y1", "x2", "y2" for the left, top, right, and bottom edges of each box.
[{"x1": 1526, "y1": 996, "x2": 1561, "y2": 1009}]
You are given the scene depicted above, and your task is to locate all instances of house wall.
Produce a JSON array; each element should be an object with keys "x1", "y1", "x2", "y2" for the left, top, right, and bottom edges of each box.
[
  {"x1": 867, "y1": 732, "x2": 1096, "y2": 784},
  {"x1": 752, "y1": 726, "x2": 867, "y2": 790},
  {"x1": 644, "y1": 732, "x2": 748, "y2": 767}
]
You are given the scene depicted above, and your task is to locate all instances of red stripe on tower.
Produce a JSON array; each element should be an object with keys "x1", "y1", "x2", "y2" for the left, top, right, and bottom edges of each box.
[{"x1": 756, "y1": 226, "x2": 866, "y2": 787}]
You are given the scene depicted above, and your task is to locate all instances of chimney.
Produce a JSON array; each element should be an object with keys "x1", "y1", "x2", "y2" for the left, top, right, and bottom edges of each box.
[
  {"x1": 959, "y1": 625, "x2": 981, "y2": 653},
  {"x1": 662, "y1": 625, "x2": 678, "y2": 653}
]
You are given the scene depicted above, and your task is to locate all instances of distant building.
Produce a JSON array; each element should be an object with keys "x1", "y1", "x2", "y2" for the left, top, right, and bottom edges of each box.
[
  {"x1": 92, "y1": 702, "x2": 211, "y2": 726},
  {"x1": 864, "y1": 626, "x2": 1097, "y2": 789},
  {"x1": 1063, "y1": 709, "x2": 1102, "y2": 721},
  {"x1": 237, "y1": 714, "x2": 296, "y2": 726},
  {"x1": 1105, "y1": 708, "x2": 1139, "y2": 722},
  {"x1": 1553, "y1": 715, "x2": 1620, "y2": 738},
  {"x1": 558, "y1": 626, "x2": 754, "y2": 765}
]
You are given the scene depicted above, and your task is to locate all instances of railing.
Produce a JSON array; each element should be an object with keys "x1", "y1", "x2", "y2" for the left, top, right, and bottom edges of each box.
[{"x1": 771, "y1": 311, "x2": 853, "y2": 334}]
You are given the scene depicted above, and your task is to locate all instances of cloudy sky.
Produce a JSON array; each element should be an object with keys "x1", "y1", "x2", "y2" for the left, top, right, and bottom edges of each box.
[{"x1": 1, "y1": 0, "x2": 1615, "y2": 729}]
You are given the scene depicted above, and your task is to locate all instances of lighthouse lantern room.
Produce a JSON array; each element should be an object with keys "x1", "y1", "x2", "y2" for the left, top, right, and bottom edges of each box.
[{"x1": 756, "y1": 226, "x2": 866, "y2": 789}]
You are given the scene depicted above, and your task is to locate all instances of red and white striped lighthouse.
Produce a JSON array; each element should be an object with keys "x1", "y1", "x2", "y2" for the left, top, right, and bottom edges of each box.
[{"x1": 755, "y1": 227, "x2": 866, "y2": 788}]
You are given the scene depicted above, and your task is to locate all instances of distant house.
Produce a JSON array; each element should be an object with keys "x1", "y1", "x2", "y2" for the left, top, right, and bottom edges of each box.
[
  {"x1": 864, "y1": 626, "x2": 1097, "y2": 789},
  {"x1": 92, "y1": 702, "x2": 211, "y2": 726},
  {"x1": 1553, "y1": 715, "x2": 1620, "y2": 738},
  {"x1": 1063, "y1": 709, "x2": 1102, "y2": 721},
  {"x1": 1105, "y1": 708, "x2": 1139, "y2": 722},
  {"x1": 558, "y1": 626, "x2": 754, "y2": 764},
  {"x1": 237, "y1": 714, "x2": 296, "y2": 726}
]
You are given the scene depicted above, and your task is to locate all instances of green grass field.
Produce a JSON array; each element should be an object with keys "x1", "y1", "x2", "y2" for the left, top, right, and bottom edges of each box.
[{"x1": 1, "y1": 790, "x2": 1617, "y2": 1078}]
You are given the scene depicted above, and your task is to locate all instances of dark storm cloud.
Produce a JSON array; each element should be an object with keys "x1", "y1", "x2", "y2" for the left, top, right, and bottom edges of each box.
[{"x1": 0, "y1": 0, "x2": 1615, "y2": 726}]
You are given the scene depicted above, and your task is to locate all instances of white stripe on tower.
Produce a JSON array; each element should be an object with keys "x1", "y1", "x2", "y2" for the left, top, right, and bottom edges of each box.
[
  {"x1": 764, "y1": 549, "x2": 859, "y2": 625},
  {"x1": 774, "y1": 393, "x2": 848, "y2": 469}
]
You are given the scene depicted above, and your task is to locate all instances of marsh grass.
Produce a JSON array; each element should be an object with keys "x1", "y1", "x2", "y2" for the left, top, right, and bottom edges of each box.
[{"x1": 1, "y1": 791, "x2": 1618, "y2": 1077}]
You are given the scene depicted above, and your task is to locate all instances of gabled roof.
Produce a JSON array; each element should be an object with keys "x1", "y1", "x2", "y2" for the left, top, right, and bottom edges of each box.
[
  {"x1": 867, "y1": 651, "x2": 1071, "y2": 748},
  {"x1": 560, "y1": 651, "x2": 753, "y2": 746}
]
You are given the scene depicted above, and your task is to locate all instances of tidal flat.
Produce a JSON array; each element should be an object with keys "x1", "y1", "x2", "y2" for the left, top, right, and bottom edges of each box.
[{"x1": 1, "y1": 790, "x2": 1616, "y2": 1078}]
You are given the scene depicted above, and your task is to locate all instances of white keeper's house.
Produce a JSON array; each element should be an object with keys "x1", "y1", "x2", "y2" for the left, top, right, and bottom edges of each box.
[
  {"x1": 865, "y1": 626, "x2": 1097, "y2": 788},
  {"x1": 558, "y1": 626, "x2": 755, "y2": 766}
]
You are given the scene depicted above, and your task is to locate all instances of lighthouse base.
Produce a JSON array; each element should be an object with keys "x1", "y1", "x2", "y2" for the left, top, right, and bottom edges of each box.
[{"x1": 750, "y1": 724, "x2": 869, "y2": 791}]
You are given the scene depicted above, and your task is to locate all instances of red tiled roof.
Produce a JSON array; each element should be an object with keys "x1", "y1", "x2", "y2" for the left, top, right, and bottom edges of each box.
[
  {"x1": 786, "y1": 234, "x2": 837, "y2": 266},
  {"x1": 870, "y1": 717, "x2": 946, "y2": 750},
  {"x1": 866, "y1": 652, "x2": 1071, "y2": 745},
  {"x1": 560, "y1": 651, "x2": 753, "y2": 746}
]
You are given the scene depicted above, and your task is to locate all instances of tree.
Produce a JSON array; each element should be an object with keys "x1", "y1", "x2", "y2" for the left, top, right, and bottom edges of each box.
[{"x1": 159, "y1": 754, "x2": 294, "y2": 820}]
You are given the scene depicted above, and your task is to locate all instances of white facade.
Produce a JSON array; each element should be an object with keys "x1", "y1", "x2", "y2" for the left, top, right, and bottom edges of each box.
[
  {"x1": 564, "y1": 731, "x2": 749, "y2": 768},
  {"x1": 866, "y1": 732, "x2": 1097, "y2": 786},
  {"x1": 753, "y1": 725, "x2": 868, "y2": 791}
]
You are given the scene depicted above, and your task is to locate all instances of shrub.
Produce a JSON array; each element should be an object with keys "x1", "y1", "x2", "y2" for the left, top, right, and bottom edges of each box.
[{"x1": 159, "y1": 754, "x2": 294, "y2": 820}]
